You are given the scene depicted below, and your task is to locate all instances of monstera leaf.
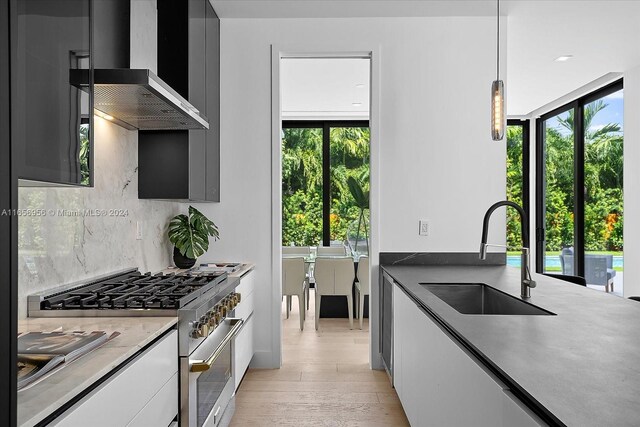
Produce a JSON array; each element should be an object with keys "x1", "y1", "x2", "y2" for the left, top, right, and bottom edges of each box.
[{"x1": 168, "y1": 206, "x2": 219, "y2": 259}]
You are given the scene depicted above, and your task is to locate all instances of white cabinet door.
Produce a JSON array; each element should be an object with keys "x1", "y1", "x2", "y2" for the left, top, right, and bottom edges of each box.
[
  {"x1": 392, "y1": 282, "x2": 403, "y2": 402},
  {"x1": 502, "y1": 389, "x2": 545, "y2": 426},
  {"x1": 53, "y1": 330, "x2": 178, "y2": 427},
  {"x1": 234, "y1": 313, "x2": 255, "y2": 390},
  {"x1": 392, "y1": 285, "x2": 542, "y2": 427},
  {"x1": 127, "y1": 372, "x2": 179, "y2": 427},
  {"x1": 235, "y1": 270, "x2": 255, "y2": 299}
]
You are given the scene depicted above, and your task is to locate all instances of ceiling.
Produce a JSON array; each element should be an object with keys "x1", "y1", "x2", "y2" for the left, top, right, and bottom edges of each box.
[{"x1": 213, "y1": 0, "x2": 640, "y2": 116}]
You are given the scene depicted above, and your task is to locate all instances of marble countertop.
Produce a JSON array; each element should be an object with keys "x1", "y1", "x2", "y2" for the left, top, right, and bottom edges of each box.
[
  {"x1": 382, "y1": 264, "x2": 640, "y2": 427},
  {"x1": 17, "y1": 316, "x2": 177, "y2": 427}
]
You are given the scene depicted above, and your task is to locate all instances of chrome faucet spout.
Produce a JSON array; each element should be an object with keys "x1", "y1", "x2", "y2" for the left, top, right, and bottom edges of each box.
[{"x1": 479, "y1": 201, "x2": 536, "y2": 298}]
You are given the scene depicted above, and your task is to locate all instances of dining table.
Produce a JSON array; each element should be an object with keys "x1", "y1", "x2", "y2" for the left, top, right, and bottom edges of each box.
[{"x1": 282, "y1": 253, "x2": 369, "y2": 319}]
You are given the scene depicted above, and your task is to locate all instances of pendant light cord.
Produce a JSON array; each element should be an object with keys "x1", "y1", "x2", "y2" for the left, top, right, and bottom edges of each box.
[{"x1": 496, "y1": 0, "x2": 500, "y2": 81}]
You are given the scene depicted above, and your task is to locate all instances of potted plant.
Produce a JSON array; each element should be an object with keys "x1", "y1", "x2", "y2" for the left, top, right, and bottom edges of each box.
[{"x1": 168, "y1": 206, "x2": 219, "y2": 269}]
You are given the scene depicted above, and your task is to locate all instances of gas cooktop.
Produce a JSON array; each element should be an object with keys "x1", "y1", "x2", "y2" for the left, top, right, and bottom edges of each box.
[{"x1": 27, "y1": 268, "x2": 228, "y2": 317}]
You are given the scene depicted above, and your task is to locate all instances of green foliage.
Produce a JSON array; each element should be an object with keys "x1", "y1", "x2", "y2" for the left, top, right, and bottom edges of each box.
[
  {"x1": 168, "y1": 206, "x2": 219, "y2": 259},
  {"x1": 282, "y1": 126, "x2": 370, "y2": 246},
  {"x1": 79, "y1": 125, "x2": 90, "y2": 186},
  {"x1": 507, "y1": 98, "x2": 623, "y2": 251}
]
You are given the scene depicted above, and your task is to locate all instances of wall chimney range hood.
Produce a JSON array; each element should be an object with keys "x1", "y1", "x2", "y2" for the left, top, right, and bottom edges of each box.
[{"x1": 70, "y1": 68, "x2": 209, "y2": 131}]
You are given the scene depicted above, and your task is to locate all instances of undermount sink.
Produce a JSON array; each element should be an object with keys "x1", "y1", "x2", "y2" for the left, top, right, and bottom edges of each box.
[{"x1": 420, "y1": 283, "x2": 555, "y2": 315}]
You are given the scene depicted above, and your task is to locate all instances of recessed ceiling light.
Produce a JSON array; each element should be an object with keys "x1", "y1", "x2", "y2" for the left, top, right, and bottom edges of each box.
[
  {"x1": 103, "y1": 114, "x2": 114, "y2": 121},
  {"x1": 352, "y1": 102, "x2": 363, "y2": 107},
  {"x1": 554, "y1": 55, "x2": 573, "y2": 62}
]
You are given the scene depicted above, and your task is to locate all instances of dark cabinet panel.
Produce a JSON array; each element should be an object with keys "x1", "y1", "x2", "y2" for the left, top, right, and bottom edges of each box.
[
  {"x1": 12, "y1": 0, "x2": 92, "y2": 186},
  {"x1": 138, "y1": 131, "x2": 190, "y2": 200},
  {"x1": 205, "y1": 3, "x2": 220, "y2": 202},
  {"x1": 381, "y1": 271, "x2": 393, "y2": 374},
  {"x1": 139, "y1": 0, "x2": 220, "y2": 202}
]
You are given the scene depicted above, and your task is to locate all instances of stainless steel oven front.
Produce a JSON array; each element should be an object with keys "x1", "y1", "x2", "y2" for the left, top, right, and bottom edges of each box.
[{"x1": 180, "y1": 317, "x2": 243, "y2": 427}]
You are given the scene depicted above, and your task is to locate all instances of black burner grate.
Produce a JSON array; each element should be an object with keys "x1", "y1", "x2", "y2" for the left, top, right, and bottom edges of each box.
[{"x1": 41, "y1": 271, "x2": 227, "y2": 310}]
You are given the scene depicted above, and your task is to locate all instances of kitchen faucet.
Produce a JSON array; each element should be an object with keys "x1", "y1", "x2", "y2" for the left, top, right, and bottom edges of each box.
[{"x1": 479, "y1": 200, "x2": 536, "y2": 298}]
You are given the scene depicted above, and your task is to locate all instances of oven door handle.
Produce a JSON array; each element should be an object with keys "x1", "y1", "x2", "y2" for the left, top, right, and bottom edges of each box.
[{"x1": 190, "y1": 318, "x2": 244, "y2": 372}]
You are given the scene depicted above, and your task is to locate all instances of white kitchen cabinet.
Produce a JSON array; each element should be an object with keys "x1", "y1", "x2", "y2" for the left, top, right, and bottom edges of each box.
[
  {"x1": 52, "y1": 330, "x2": 178, "y2": 427},
  {"x1": 233, "y1": 270, "x2": 255, "y2": 390},
  {"x1": 392, "y1": 285, "x2": 544, "y2": 427}
]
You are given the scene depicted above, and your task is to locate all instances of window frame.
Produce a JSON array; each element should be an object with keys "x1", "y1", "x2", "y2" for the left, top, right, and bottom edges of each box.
[
  {"x1": 282, "y1": 120, "x2": 370, "y2": 246},
  {"x1": 535, "y1": 79, "x2": 623, "y2": 276}
]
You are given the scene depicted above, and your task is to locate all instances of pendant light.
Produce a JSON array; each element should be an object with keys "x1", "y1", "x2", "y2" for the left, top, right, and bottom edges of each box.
[{"x1": 491, "y1": 0, "x2": 505, "y2": 141}]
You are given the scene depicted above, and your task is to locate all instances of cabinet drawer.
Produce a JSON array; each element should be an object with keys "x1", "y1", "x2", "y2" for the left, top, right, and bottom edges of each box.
[
  {"x1": 53, "y1": 330, "x2": 178, "y2": 427},
  {"x1": 127, "y1": 372, "x2": 178, "y2": 427},
  {"x1": 234, "y1": 289, "x2": 254, "y2": 320},
  {"x1": 234, "y1": 314, "x2": 255, "y2": 390},
  {"x1": 235, "y1": 270, "x2": 255, "y2": 298}
]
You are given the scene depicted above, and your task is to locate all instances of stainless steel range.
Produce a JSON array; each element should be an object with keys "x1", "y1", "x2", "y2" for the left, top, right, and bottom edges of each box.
[{"x1": 28, "y1": 268, "x2": 246, "y2": 427}]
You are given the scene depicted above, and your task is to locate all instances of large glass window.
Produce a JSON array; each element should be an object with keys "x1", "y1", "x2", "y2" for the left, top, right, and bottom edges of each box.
[
  {"x1": 281, "y1": 126, "x2": 323, "y2": 246},
  {"x1": 282, "y1": 121, "x2": 370, "y2": 252},
  {"x1": 536, "y1": 80, "x2": 623, "y2": 294}
]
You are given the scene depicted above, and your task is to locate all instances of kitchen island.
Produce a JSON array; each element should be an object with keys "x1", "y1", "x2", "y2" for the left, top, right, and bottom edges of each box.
[{"x1": 382, "y1": 260, "x2": 640, "y2": 427}]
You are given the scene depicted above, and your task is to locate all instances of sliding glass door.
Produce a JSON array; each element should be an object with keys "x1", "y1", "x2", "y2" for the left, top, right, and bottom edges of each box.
[
  {"x1": 538, "y1": 108, "x2": 576, "y2": 274},
  {"x1": 536, "y1": 80, "x2": 623, "y2": 293},
  {"x1": 282, "y1": 121, "x2": 370, "y2": 249}
]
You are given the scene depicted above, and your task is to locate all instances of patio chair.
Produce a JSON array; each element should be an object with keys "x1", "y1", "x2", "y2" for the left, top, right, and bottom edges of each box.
[{"x1": 559, "y1": 248, "x2": 616, "y2": 292}]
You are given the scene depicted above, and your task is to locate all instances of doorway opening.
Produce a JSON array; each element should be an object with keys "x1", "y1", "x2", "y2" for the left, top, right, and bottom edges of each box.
[{"x1": 280, "y1": 56, "x2": 371, "y2": 340}]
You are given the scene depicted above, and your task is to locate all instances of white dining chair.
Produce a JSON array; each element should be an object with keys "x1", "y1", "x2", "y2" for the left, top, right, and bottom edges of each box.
[
  {"x1": 282, "y1": 257, "x2": 307, "y2": 331},
  {"x1": 316, "y1": 246, "x2": 346, "y2": 256},
  {"x1": 313, "y1": 257, "x2": 355, "y2": 330},
  {"x1": 355, "y1": 256, "x2": 369, "y2": 330},
  {"x1": 282, "y1": 246, "x2": 311, "y2": 308},
  {"x1": 282, "y1": 246, "x2": 311, "y2": 256}
]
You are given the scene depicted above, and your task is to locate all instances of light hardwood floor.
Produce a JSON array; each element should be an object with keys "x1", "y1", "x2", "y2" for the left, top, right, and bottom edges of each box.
[{"x1": 230, "y1": 290, "x2": 409, "y2": 426}]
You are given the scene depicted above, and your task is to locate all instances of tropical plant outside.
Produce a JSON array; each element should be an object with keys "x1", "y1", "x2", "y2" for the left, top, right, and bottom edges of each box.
[{"x1": 282, "y1": 125, "x2": 370, "y2": 247}]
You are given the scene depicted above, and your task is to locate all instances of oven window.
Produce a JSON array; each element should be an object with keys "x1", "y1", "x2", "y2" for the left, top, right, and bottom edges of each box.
[{"x1": 197, "y1": 342, "x2": 231, "y2": 426}]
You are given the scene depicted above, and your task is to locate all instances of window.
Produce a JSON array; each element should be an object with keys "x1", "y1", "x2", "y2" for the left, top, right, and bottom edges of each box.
[
  {"x1": 536, "y1": 80, "x2": 623, "y2": 293},
  {"x1": 282, "y1": 121, "x2": 370, "y2": 251}
]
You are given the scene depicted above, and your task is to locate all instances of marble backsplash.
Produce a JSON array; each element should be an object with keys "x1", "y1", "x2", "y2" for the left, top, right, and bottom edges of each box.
[{"x1": 18, "y1": 117, "x2": 183, "y2": 318}]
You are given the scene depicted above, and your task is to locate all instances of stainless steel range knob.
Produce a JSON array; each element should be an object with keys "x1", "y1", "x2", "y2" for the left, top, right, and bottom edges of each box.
[
  {"x1": 198, "y1": 322, "x2": 209, "y2": 337},
  {"x1": 206, "y1": 313, "x2": 217, "y2": 328}
]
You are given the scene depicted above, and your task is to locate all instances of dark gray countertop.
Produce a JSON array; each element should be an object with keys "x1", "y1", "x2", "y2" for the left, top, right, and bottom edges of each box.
[{"x1": 382, "y1": 264, "x2": 640, "y2": 427}]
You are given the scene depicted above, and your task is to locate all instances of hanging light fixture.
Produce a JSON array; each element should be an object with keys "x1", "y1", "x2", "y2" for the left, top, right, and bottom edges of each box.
[{"x1": 491, "y1": 0, "x2": 505, "y2": 141}]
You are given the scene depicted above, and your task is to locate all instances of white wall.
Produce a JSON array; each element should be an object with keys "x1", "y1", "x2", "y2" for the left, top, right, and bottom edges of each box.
[
  {"x1": 623, "y1": 65, "x2": 640, "y2": 298},
  {"x1": 196, "y1": 17, "x2": 506, "y2": 368}
]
